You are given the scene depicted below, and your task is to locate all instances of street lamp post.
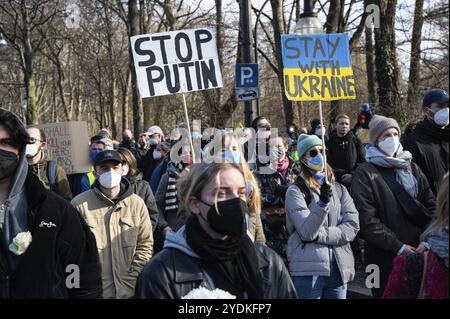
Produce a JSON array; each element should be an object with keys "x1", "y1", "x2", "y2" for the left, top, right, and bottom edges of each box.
[{"x1": 294, "y1": 0, "x2": 324, "y2": 34}]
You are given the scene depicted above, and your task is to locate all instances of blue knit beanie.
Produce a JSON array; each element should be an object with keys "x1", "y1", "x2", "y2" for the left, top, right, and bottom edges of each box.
[{"x1": 297, "y1": 134, "x2": 323, "y2": 158}]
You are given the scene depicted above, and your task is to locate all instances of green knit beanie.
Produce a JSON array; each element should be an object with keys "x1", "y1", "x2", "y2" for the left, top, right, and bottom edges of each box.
[{"x1": 297, "y1": 134, "x2": 323, "y2": 158}]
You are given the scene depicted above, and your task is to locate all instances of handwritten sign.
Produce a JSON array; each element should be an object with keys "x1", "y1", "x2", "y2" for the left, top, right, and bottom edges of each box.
[
  {"x1": 130, "y1": 28, "x2": 223, "y2": 97},
  {"x1": 36, "y1": 121, "x2": 91, "y2": 174},
  {"x1": 281, "y1": 33, "x2": 356, "y2": 101}
]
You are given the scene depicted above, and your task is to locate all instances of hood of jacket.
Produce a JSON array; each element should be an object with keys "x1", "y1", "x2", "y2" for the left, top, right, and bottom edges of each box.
[
  {"x1": 0, "y1": 149, "x2": 30, "y2": 268},
  {"x1": 164, "y1": 226, "x2": 200, "y2": 259},
  {"x1": 127, "y1": 172, "x2": 143, "y2": 185}
]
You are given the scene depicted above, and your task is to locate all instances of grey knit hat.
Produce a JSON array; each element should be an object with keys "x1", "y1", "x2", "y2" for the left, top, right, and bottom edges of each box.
[{"x1": 368, "y1": 115, "x2": 401, "y2": 145}]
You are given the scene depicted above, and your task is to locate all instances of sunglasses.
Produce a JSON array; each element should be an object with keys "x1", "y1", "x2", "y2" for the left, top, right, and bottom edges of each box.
[{"x1": 308, "y1": 148, "x2": 324, "y2": 157}]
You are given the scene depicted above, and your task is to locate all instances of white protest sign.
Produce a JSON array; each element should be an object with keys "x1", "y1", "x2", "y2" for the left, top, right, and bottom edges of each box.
[{"x1": 130, "y1": 28, "x2": 223, "y2": 98}]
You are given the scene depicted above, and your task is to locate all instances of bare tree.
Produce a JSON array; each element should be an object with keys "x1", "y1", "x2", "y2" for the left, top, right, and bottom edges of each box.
[
  {"x1": 374, "y1": 0, "x2": 403, "y2": 121},
  {"x1": 406, "y1": 0, "x2": 424, "y2": 111},
  {"x1": 0, "y1": 0, "x2": 65, "y2": 124}
]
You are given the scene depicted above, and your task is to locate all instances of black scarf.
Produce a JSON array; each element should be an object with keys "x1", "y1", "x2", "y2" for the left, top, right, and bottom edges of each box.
[
  {"x1": 414, "y1": 118, "x2": 449, "y2": 141},
  {"x1": 185, "y1": 216, "x2": 263, "y2": 299}
]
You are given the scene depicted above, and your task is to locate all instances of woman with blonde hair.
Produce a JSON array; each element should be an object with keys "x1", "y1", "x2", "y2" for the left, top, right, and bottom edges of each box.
[
  {"x1": 135, "y1": 162, "x2": 297, "y2": 299},
  {"x1": 214, "y1": 132, "x2": 266, "y2": 244},
  {"x1": 285, "y1": 134, "x2": 359, "y2": 299}
]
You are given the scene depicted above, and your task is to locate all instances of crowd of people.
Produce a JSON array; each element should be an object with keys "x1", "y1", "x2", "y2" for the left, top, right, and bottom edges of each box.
[{"x1": 0, "y1": 88, "x2": 448, "y2": 299}]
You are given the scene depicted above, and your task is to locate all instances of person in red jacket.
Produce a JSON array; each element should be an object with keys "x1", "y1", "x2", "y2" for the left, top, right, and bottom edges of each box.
[{"x1": 383, "y1": 173, "x2": 449, "y2": 299}]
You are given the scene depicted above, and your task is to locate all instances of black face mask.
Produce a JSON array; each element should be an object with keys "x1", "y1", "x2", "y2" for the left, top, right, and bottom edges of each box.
[
  {"x1": 197, "y1": 197, "x2": 247, "y2": 238},
  {"x1": 0, "y1": 149, "x2": 19, "y2": 181}
]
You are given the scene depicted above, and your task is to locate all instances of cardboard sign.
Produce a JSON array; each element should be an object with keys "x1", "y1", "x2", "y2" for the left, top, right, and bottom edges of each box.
[
  {"x1": 281, "y1": 33, "x2": 356, "y2": 101},
  {"x1": 130, "y1": 28, "x2": 223, "y2": 98},
  {"x1": 36, "y1": 122, "x2": 91, "y2": 174}
]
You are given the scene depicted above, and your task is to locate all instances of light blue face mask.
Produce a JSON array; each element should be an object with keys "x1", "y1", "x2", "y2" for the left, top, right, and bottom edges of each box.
[
  {"x1": 219, "y1": 150, "x2": 241, "y2": 164},
  {"x1": 305, "y1": 154, "x2": 324, "y2": 172}
]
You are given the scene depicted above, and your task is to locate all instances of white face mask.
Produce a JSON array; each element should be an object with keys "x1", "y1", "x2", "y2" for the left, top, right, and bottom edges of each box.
[
  {"x1": 433, "y1": 108, "x2": 449, "y2": 127},
  {"x1": 315, "y1": 127, "x2": 326, "y2": 137},
  {"x1": 153, "y1": 150, "x2": 162, "y2": 160},
  {"x1": 149, "y1": 138, "x2": 158, "y2": 146},
  {"x1": 378, "y1": 136, "x2": 400, "y2": 156},
  {"x1": 98, "y1": 170, "x2": 122, "y2": 189},
  {"x1": 122, "y1": 164, "x2": 129, "y2": 176},
  {"x1": 25, "y1": 143, "x2": 40, "y2": 158}
]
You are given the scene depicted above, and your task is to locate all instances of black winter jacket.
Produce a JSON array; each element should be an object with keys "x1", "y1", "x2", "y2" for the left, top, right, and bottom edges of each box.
[
  {"x1": 127, "y1": 173, "x2": 159, "y2": 231},
  {"x1": 350, "y1": 161, "x2": 436, "y2": 296},
  {"x1": 402, "y1": 120, "x2": 449, "y2": 195},
  {"x1": 0, "y1": 172, "x2": 102, "y2": 298},
  {"x1": 326, "y1": 130, "x2": 365, "y2": 181},
  {"x1": 135, "y1": 244, "x2": 297, "y2": 299}
]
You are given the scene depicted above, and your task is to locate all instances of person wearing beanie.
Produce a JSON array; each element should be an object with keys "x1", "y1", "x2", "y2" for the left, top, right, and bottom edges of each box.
[
  {"x1": 284, "y1": 133, "x2": 359, "y2": 299},
  {"x1": 403, "y1": 88, "x2": 449, "y2": 196},
  {"x1": 350, "y1": 114, "x2": 436, "y2": 298}
]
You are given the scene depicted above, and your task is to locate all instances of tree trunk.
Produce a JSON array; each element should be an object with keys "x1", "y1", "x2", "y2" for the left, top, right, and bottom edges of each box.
[
  {"x1": 407, "y1": 0, "x2": 424, "y2": 111},
  {"x1": 104, "y1": 2, "x2": 117, "y2": 138},
  {"x1": 21, "y1": 2, "x2": 37, "y2": 124},
  {"x1": 215, "y1": 0, "x2": 223, "y2": 108},
  {"x1": 325, "y1": 0, "x2": 343, "y2": 122},
  {"x1": 365, "y1": 23, "x2": 377, "y2": 105},
  {"x1": 128, "y1": 0, "x2": 143, "y2": 138},
  {"x1": 374, "y1": 0, "x2": 403, "y2": 120},
  {"x1": 270, "y1": 0, "x2": 299, "y2": 128}
]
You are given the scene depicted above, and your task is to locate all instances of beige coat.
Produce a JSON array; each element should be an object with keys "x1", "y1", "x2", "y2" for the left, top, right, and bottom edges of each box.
[{"x1": 71, "y1": 186, "x2": 153, "y2": 299}]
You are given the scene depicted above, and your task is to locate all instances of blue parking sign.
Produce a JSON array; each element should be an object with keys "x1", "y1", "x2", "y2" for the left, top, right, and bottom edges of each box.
[
  {"x1": 235, "y1": 64, "x2": 259, "y2": 88},
  {"x1": 235, "y1": 64, "x2": 259, "y2": 101}
]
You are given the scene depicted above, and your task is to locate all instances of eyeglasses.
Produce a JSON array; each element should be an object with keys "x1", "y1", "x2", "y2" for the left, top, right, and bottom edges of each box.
[
  {"x1": 29, "y1": 137, "x2": 43, "y2": 144},
  {"x1": 308, "y1": 148, "x2": 324, "y2": 157}
]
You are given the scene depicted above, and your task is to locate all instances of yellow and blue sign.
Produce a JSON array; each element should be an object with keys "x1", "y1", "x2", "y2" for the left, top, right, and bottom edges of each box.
[{"x1": 281, "y1": 33, "x2": 356, "y2": 101}]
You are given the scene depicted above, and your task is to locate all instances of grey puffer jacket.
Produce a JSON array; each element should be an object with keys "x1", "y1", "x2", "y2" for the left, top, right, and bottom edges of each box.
[{"x1": 285, "y1": 180, "x2": 359, "y2": 284}]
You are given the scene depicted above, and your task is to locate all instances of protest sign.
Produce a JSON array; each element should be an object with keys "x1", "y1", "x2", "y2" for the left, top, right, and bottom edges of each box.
[
  {"x1": 130, "y1": 28, "x2": 223, "y2": 98},
  {"x1": 36, "y1": 121, "x2": 91, "y2": 174},
  {"x1": 281, "y1": 33, "x2": 356, "y2": 101}
]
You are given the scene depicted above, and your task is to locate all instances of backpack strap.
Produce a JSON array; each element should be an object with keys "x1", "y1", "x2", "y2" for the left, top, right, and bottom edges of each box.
[
  {"x1": 295, "y1": 178, "x2": 312, "y2": 207},
  {"x1": 47, "y1": 160, "x2": 57, "y2": 192},
  {"x1": 334, "y1": 182, "x2": 343, "y2": 200}
]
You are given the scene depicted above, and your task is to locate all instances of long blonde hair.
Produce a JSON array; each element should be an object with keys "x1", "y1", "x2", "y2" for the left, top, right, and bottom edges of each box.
[
  {"x1": 298, "y1": 161, "x2": 335, "y2": 189},
  {"x1": 216, "y1": 132, "x2": 261, "y2": 216},
  {"x1": 421, "y1": 173, "x2": 449, "y2": 241}
]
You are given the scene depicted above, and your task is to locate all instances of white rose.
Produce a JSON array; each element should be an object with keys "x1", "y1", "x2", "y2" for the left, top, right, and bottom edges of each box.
[
  {"x1": 9, "y1": 231, "x2": 32, "y2": 255},
  {"x1": 182, "y1": 287, "x2": 236, "y2": 299}
]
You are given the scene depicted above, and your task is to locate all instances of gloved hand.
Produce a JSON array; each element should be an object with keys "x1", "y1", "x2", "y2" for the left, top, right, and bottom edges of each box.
[{"x1": 319, "y1": 182, "x2": 332, "y2": 204}]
